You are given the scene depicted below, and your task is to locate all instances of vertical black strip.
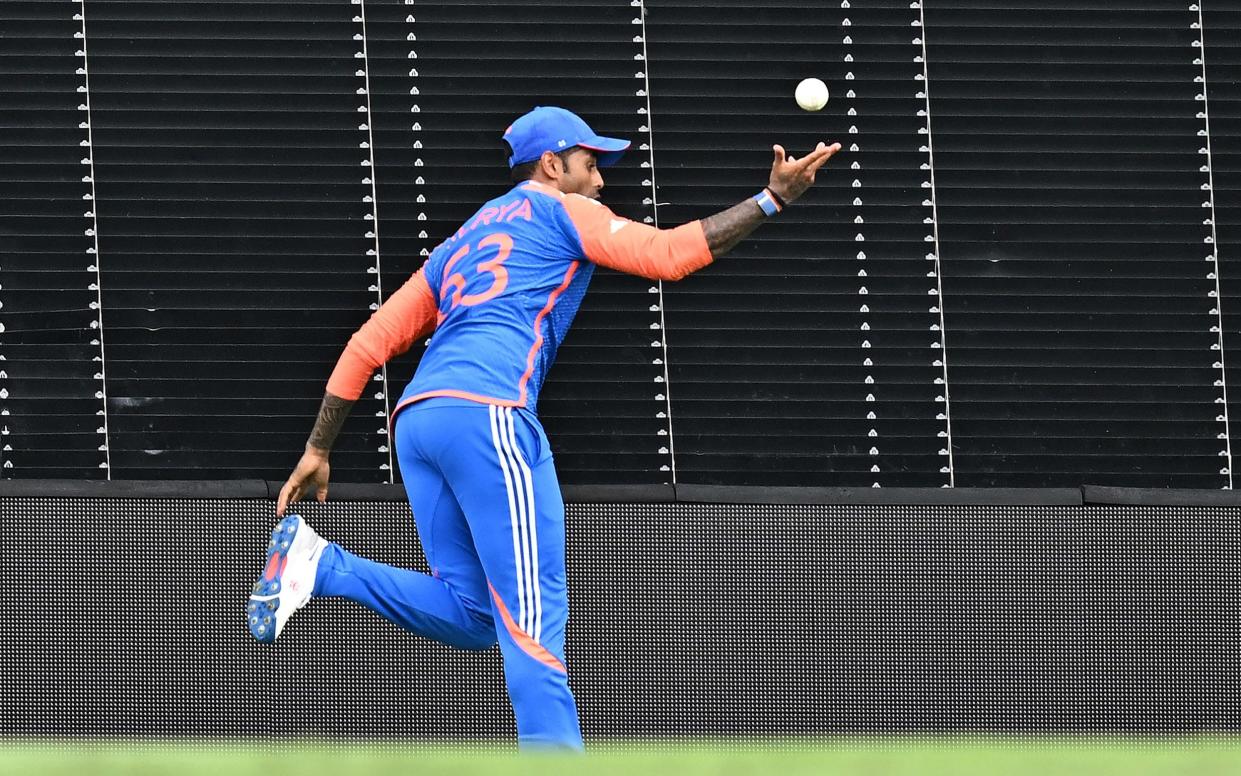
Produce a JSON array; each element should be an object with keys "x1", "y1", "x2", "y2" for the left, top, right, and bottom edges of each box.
[
  {"x1": 926, "y1": 4, "x2": 1224, "y2": 487},
  {"x1": 0, "y1": 1, "x2": 109, "y2": 477},
  {"x1": 1206, "y1": 3, "x2": 1241, "y2": 485}
]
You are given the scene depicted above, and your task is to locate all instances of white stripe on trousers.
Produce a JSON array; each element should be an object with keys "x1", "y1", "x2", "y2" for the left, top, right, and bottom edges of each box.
[
  {"x1": 488, "y1": 405, "x2": 527, "y2": 633},
  {"x1": 503, "y1": 407, "x2": 542, "y2": 643},
  {"x1": 496, "y1": 408, "x2": 534, "y2": 637},
  {"x1": 491, "y1": 405, "x2": 540, "y2": 640}
]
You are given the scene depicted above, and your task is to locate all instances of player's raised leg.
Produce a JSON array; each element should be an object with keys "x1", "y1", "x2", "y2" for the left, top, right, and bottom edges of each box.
[
  {"x1": 309, "y1": 420, "x2": 496, "y2": 650},
  {"x1": 247, "y1": 513, "x2": 328, "y2": 642}
]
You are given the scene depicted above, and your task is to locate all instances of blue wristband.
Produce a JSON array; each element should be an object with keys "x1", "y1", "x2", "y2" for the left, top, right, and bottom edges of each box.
[{"x1": 753, "y1": 189, "x2": 782, "y2": 217}]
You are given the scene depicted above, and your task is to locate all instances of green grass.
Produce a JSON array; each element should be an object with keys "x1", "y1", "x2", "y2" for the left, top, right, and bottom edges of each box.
[{"x1": 0, "y1": 739, "x2": 1238, "y2": 776}]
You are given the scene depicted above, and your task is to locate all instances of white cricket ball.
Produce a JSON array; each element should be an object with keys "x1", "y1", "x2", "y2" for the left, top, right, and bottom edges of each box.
[{"x1": 795, "y1": 78, "x2": 829, "y2": 112}]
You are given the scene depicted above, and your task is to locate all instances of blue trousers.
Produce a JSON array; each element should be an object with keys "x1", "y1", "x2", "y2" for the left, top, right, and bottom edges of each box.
[{"x1": 311, "y1": 398, "x2": 583, "y2": 749}]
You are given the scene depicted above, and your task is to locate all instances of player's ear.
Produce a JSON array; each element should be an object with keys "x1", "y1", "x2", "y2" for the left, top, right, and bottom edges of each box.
[{"x1": 540, "y1": 150, "x2": 562, "y2": 179}]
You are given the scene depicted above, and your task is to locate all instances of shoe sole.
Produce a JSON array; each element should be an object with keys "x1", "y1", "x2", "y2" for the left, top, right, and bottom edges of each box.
[{"x1": 246, "y1": 514, "x2": 301, "y2": 643}]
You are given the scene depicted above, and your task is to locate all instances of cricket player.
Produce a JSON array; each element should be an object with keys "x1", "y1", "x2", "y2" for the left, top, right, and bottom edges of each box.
[{"x1": 248, "y1": 106, "x2": 840, "y2": 749}]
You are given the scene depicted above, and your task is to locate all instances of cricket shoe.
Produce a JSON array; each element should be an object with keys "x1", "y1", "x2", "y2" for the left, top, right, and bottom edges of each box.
[{"x1": 247, "y1": 514, "x2": 328, "y2": 643}]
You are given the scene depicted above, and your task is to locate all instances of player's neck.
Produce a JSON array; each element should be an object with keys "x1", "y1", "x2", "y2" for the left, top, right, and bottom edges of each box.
[{"x1": 528, "y1": 172, "x2": 565, "y2": 191}]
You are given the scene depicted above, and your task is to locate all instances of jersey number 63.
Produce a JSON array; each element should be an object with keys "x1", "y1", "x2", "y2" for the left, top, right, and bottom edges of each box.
[{"x1": 438, "y1": 233, "x2": 514, "y2": 322}]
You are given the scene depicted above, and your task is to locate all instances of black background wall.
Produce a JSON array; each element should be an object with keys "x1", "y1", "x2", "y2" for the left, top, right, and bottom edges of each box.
[
  {"x1": 2, "y1": 1, "x2": 1241, "y2": 489},
  {"x1": 0, "y1": 493, "x2": 1236, "y2": 740}
]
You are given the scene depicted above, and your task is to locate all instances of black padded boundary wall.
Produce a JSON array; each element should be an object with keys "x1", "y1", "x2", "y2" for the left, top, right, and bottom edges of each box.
[
  {"x1": 12, "y1": 479, "x2": 1241, "y2": 506},
  {"x1": 0, "y1": 489, "x2": 1237, "y2": 743}
]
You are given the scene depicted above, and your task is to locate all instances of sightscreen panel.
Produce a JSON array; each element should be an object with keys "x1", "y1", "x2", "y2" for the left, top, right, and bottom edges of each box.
[
  {"x1": 366, "y1": 0, "x2": 676, "y2": 485},
  {"x1": 84, "y1": 0, "x2": 391, "y2": 481},
  {"x1": 0, "y1": 2, "x2": 108, "y2": 477},
  {"x1": 647, "y1": 0, "x2": 951, "y2": 488},
  {"x1": 3, "y1": 1, "x2": 1241, "y2": 490},
  {"x1": 925, "y1": 2, "x2": 1228, "y2": 487},
  {"x1": 1208, "y1": 5, "x2": 1241, "y2": 478}
]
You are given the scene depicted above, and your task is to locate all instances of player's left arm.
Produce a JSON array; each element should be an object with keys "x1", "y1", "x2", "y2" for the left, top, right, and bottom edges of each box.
[{"x1": 277, "y1": 267, "x2": 439, "y2": 515}]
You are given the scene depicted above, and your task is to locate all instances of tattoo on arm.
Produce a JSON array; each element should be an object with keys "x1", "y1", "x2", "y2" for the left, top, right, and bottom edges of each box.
[
  {"x1": 700, "y1": 198, "x2": 769, "y2": 258},
  {"x1": 307, "y1": 392, "x2": 356, "y2": 454}
]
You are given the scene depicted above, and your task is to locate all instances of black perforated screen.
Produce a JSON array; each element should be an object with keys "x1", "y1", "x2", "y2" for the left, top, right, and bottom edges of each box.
[{"x1": 0, "y1": 497, "x2": 1235, "y2": 742}]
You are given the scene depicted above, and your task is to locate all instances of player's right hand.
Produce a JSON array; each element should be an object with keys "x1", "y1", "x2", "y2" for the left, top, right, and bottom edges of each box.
[
  {"x1": 276, "y1": 447, "x2": 331, "y2": 516},
  {"x1": 768, "y1": 141, "x2": 842, "y2": 205}
]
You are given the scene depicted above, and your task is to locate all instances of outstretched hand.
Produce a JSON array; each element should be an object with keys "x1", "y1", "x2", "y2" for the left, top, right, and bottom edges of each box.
[
  {"x1": 276, "y1": 448, "x2": 331, "y2": 516},
  {"x1": 768, "y1": 141, "x2": 842, "y2": 205}
]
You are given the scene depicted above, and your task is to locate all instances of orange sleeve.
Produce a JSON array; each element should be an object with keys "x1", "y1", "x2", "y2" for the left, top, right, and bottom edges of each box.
[
  {"x1": 560, "y1": 194, "x2": 714, "y2": 281},
  {"x1": 325, "y1": 267, "x2": 438, "y2": 401}
]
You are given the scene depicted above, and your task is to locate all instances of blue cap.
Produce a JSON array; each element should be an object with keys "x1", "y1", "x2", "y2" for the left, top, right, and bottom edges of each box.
[{"x1": 502, "y1": 106, "x2": 630, "y2": 169}]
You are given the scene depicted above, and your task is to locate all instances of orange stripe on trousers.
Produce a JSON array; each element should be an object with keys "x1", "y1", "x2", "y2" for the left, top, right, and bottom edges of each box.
[{"x1": 488, "y1": 582, "x2": 566, "y2": 674}]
